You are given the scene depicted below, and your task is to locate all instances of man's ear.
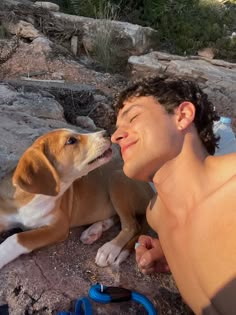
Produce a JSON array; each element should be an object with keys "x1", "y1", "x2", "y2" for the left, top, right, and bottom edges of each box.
[
  {"x1": 13, "y1": 148, "x2": 60, "y2": 196},
  {"x1": 175, "y1": 101, "x2": 196, "y2": 130}
]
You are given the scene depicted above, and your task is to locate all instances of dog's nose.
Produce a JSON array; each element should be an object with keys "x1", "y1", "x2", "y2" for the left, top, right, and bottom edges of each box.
[{"x1": 102, "y1": 130, "x2": 109, "y2": 138}]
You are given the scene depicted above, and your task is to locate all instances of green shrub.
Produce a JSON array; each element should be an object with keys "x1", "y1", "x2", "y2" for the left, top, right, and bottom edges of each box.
[
  {"x1": 215, "y1": 36, "x2": 236, "y2": 62},
  {"x1": 118, "y1": 0, "x2": 236, "y2": 60},
  {"x1": 141, "y1": 0, "x2": 225, "y2": 54},
  {"x1": 70, "y1": 0, "x2": 121, "y2": 18}
]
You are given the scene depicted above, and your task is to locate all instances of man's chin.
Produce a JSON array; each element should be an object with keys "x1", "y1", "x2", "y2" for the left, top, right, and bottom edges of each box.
[{"x1": 123, "y1": 165, "x2": 149, "y2": 182}]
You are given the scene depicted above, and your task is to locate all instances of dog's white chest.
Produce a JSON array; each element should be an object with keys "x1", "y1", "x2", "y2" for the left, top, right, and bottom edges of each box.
[{"x1": 17, "y1": 195, "x2": 56, "y2": 228}]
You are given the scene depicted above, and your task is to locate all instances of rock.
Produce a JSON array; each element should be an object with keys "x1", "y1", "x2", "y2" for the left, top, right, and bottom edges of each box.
[
  {"x1": 34, "y1": 1, "x2": 60, "y2": 12},
  {"x1": 52, "y1": 12, "x2": 158, "y2": 57},
  {"x1": 197, "y1": 47, "x2": 215, "y2": 59},
  {"x1": 30, "y1": 37, "x2": 52, "y2": 54},
  {"x1": 51, "y1": 71, "x2": 64, "y2": 80},
  {"x1": 0, "y1": 83, "x2": 76, "y2": 180},
  {"x1": 71, "y1": 35, "x2": 79, "y2": 56},
  {"x1": 1, "y1": 0, "x2": 33, "y2": 5},
  {"x1": 75, "y1": 116, "x2": 97, "y2": 131},
  {"x1": 4, "y1": 20, "x2": 42, "y2": 40},
  {"x1": 129, "y1": 53, "x2": 165, "y2": 76},
  {"x1": 0, "y1": 37, "x2": 19, "y2": 65}
]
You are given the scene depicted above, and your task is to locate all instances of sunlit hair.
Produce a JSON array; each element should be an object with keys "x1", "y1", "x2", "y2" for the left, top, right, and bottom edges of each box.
[{"x1": 114, "y1": 76, "x2": 219, "y2": 155}]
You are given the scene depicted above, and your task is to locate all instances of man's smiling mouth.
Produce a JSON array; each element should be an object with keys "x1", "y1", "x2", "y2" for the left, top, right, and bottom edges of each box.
[{"x1": 121, "y1": 141, "x2": 137, "y2": 157}]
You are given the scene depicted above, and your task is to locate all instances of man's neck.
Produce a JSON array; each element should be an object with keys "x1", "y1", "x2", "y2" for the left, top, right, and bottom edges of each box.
[{"x1": 153, "y1": 134, "x2": 212, "y2": 224}]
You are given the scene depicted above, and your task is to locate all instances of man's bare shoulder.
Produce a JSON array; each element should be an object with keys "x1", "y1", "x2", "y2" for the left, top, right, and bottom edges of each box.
[
  {"x1": 195, "y1": 171, "x2": 236, "y2": 223},
  {"x1": 209, "y1": 153, "x2": 236, "y2": 178}
]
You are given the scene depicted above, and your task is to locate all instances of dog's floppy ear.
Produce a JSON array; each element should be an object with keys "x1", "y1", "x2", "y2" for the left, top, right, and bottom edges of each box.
[{"x1": 13, "y1": 148, "x2": 60, "y2": 196}]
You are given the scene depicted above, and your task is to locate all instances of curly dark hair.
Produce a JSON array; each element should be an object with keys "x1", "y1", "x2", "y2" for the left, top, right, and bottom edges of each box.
[{"x1": 114, "y1": 76, "x2": 219, "y2": 155}]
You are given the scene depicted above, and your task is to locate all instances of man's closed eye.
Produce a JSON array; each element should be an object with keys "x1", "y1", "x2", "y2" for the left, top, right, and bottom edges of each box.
[{"x1": 130, "y1": 115, "x2": 139, "y2": 123}]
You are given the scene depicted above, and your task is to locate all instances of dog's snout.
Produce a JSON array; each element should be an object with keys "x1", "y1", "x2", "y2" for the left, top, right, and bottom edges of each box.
[
  {"x1": 95, "y1": 130, "x2": 109, "y2": 139},
  {"x1": 87, "y1": 130, "x2": 111, "y2": 144}
]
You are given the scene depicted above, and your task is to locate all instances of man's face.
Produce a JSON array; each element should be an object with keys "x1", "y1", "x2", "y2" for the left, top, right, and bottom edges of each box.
[{"x1": 111, "y1": 96, "x2": 181, "y2": 181}]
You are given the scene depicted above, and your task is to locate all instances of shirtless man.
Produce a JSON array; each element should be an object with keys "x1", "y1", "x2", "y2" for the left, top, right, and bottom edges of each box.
[{"x1": 111, "y1": 76, "x2": 236, "y2": 314}]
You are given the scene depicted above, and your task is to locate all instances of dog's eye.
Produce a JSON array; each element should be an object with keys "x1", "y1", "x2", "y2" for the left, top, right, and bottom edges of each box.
[{"x1": 66, "y1": 137, "x2": 77, "y2": 145}]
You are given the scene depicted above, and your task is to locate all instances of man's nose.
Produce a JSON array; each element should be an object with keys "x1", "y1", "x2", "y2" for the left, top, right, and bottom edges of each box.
[{"x1": 111, "y1": 128, "x2": 128, "y2": 144}]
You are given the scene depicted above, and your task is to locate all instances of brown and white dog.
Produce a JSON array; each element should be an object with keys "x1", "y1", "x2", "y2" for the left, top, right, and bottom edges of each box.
[{"x1": 0, "y1": 128, "x2": 153, "y2": 270}]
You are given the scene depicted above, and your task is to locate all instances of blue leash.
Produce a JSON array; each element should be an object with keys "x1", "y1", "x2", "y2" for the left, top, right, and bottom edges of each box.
[
  {"x1": 89, "y1": 283, "x2": 157, "y2": 315},
  {"x1": 57, "y1": 297, "x2": 92, "y2": 315},
  {"x1": 57, "y1": 283, "x2": 157, "y2": 315}
]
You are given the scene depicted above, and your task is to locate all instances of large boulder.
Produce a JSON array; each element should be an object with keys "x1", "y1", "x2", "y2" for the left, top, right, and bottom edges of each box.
[
  {"x1": 4, "y1": 20, "x2": 42, "y2": 40},
  {"x1": 0, "y1": 83, "x2": 71, "y2": 180},
  {"x1": 34, "y1": 1, "x2": 60, "y2": 12},
  {"x1": 52, "y1": 12, "x2": 158, "y2": 57}
]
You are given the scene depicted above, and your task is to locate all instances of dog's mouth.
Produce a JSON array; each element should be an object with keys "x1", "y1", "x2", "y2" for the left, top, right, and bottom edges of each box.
[{"x1": 88, "y1": 147, "x2": 112, "y2": 165}]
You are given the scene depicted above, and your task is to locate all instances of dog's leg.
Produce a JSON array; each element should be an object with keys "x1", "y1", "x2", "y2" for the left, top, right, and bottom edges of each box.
[
  {"x1": 95, "y1": 177, "x2": 141, "y2": 267},
  {"x1": 95, "y1": 172, "x2": 152, "y2": 267},
  {"x1": 95, "y1": 212, "x2": 139, "y2": 267},
  {"x1": 0, "y1": 214, "x2": 69, "y2": 270},
  {"x1": 80, "y1": 216, "x2": 118, "y2": 245}
]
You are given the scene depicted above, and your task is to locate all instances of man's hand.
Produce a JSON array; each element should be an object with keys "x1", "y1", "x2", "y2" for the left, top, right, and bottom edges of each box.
[{"x1": 135, "y1": 235, "x2": 170, "y2": 274}]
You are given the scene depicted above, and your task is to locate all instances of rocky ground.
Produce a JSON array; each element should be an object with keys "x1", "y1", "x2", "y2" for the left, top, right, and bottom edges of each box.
[{"x1": 0, "y1": 226, "x2": 193, "y2": 315}]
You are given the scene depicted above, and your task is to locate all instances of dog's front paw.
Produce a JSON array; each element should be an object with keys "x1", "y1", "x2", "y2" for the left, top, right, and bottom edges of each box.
[{"x1": 95, "y1": 241, "x2": 130, "y2": 267}]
